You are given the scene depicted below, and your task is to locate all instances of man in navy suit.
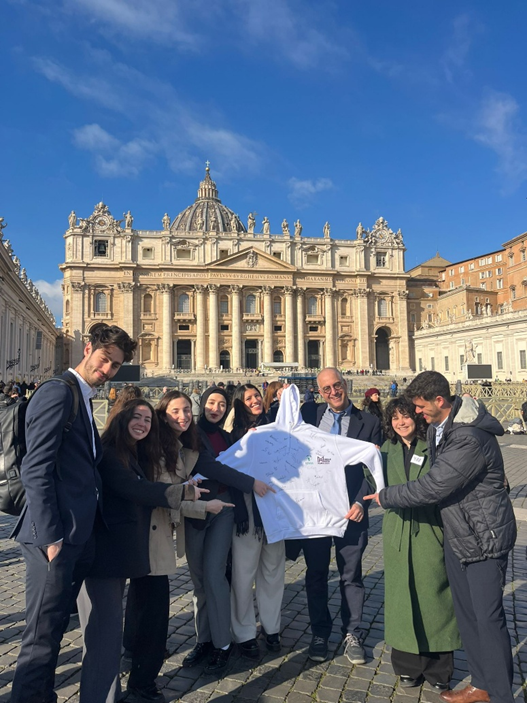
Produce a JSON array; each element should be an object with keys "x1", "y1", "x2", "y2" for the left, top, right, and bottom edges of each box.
[
  {"x1": 297, "y1": 367, "x2": 382, "y2": 665},
  {"x1": 11, "y1": 324, "x2": 137, "y2": 703}
]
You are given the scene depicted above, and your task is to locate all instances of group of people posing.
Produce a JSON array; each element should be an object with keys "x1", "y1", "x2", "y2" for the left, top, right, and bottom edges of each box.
[{"x1": 9, "y1": 323, "x2": 516, "y2": 703}]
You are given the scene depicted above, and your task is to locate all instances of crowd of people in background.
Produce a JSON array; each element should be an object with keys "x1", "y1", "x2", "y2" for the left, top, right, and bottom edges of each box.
[{"x1": 4, "y1": 322, "x2": 518, "y2": 703}]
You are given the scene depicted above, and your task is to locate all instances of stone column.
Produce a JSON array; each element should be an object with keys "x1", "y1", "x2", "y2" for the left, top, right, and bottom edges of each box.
[
  {"x1": 230, "y1": 285, "x2": 242, "y2": 371},
  {"x1": 296, "y1": 289, "x2": 306, "y2": 368},
  {"x1": 159, "y1": 284, "x2": 173, "y2": 370},
  {"x1": 262, "y1": 286, "x2": 273, "y2": 364},
  {"x1": 284, "y1": 286, "x2": 296, "y2": 363},
  {"x1": 354, "y1": 288, "x2": 371, "y2": 369},
  {"x1": 208, "y1": 284, "x2": 219, "y2": 369},
  {"x1": 70, "y1": 282, "x2": 85, "y2": 362},
  {"x1": 118, "y1": 282, "x2": 135, "y2": 337},
  {"x1": 194, "y1": 285, "x2": 206, "y2": 372},
  {"x1": 324, "y1": 288, "x2": 336, "y2": 367}
]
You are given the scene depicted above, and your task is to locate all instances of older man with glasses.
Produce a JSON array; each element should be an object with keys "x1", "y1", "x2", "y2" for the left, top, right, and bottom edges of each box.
[{"x1": 287, "y1": 367, "x2": 382, "y2": 665}]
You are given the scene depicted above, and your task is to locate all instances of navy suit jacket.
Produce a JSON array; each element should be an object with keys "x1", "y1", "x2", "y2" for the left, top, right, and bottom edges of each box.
[{"x1": 12, "y1": 371, "x2": 103, "y2": 547}]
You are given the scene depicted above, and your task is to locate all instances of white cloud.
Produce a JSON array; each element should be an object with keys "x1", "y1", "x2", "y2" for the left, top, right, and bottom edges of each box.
[
  {"x1": 34, "y1": 279, "x2": 63, "y2": 323},
  {"x1": 473, "y1": 91, "x2": 527, "y2": 190},
  {"x1": 441, "y1": 14, "x2": 482, "y2": 83},
  {"x1": 32, "y1": 52, "x2": 268, "y2": 178},
  {"x1": 287, "y1": 177, "x2": 333, "y2": 208},
  {"x1": 73, "y1": 124, "x2": 158, "y2": 177}
]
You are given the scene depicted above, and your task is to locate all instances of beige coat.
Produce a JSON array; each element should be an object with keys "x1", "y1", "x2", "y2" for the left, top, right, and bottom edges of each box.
[{"x1": 148, "y1": 441, "x2": 207, "y2": 575}]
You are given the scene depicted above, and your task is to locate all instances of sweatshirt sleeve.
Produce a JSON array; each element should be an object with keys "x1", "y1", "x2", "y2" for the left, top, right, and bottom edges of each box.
[{"x1": 335, "y1": 436, "x2": 385, "y2": 492}]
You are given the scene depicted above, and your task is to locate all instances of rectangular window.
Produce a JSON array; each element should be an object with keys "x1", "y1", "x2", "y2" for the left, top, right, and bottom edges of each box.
[
  {"x1": 449, "y1": 269, "x2": 454, "y2": 276},
  {"x1": 376, "y1": 253, "x2": 386, "y2": 267},
  {"x1": 306, "y1": 254, "x2": 319, "y2": 265},
  {"x1": 479, "y1": 258, "x2": 485, "y2": 266},
  {"x1": 497, "y1": 279, "x2": 503, "y2": 289},
  {"x1": 461, "y1": 278, "x2": 465, "y2": 285},
  {"x1": 410, "y1": 313, "x2": 416, "y2": 323},
  {"x1": 486, "y1": 270, "x2": 492, "y2": 277},
  {"x1": 272, "y1": 252, "x2": 282, "y2": 260},
  {"x1": 480, "y1": 283, "x2": 486, "y2": 289},
  {"x1": 308, "y1": 325, "x2": 319, "y2": 332},
  {"x1": 486, "y1": 257, "x2": 492, "y2": 264},
  {"x1": 178, "y1": 324, "x2": 190, "y2": 331},
  {"x1": 469, "y1": 263, "x2": 474, "y2": 270},
  {"x1": 479, "y1": 272, "x2": 485, "y2": 279},
  {"x1": 477, "y1": 353, "x2": 483, "y2": 364},
  {"x1": 142, "y1": 247, "x2": 154, "y2": 259},
  {"x1": 220, "y1": 324, "x2": 229, "y2": 331},
  {"x1": 460, "y1": 354, "x2": 465, "y2": 366},
  {"x1": 273, "y1": 300, "x2": 281, "y2": 315},
  {"x1": 430, "y1": 357, "x2": 435, "y2": 370},
  {"x1": 449, "y1": 281, "x2": 455, "y2": 289},
  {"x1": 94, "y1": 239, "x2": 108, "y2": 257},
  {"x1": 520, "y1": 350, "x2": 526, "y2": 370},
  {"x1": 339, "y1": 256, "x2": 349, "y2": 266},
  {"x1": 522, "y1": 250, "x2": 526, "y2": 262},
  {"x1": 274, "y1": 325, "x2": 282, "y2": 332},
  {"x1": 496, "y1": 267, "x2": 502, "y2": 275},
  {"x1": 497, "y1": 351, "x2": 503, "y2": 370},
  {"x1": 495, "y1": 254, "x2": 502, "y2": 262},
  {"x1": 219, "y1": 249, "x2": 229, "y2": 259},
  {"x1": 512, "y1": 288, "x2": 516, "y2": 300},
  {"x1": 444, "y1": 356, "x2": 449, "y2": 371},
  {"x1": 459, "y1": 266, "x2": 465, "y2": 273},
  {"x1": 176, "y1": 249, "x2": 191, "y2": 259},
  {"x1": 418, "y1": 358, "x2": 423, "y2": 372},
  {"x1": 219, "y1": 299, "x2": 228, "y2": 314}
]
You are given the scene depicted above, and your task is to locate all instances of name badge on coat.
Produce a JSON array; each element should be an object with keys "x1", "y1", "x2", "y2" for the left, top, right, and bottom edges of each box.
[{"x1": 410, "y1": 454, "x2": 425, "y2": 466}]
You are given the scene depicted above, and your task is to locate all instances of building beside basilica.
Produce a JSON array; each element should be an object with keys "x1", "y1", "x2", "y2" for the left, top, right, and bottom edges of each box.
[
  {"x1": 60, "y1": 167, "x2": 412, "y2": 374},
  {"x1": 0, "y1": 221, "x2": 58, "y2": 383}
]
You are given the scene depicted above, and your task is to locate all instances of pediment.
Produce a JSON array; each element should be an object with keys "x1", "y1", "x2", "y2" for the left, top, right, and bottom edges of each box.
[{"x1": 209, "y1": 247, "x2": 296, "y2": 271}]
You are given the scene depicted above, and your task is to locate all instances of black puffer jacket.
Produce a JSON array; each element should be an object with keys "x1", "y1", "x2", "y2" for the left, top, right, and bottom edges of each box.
[{"x1": 379, "y1": 396, "x2": 516, "y2": 564}]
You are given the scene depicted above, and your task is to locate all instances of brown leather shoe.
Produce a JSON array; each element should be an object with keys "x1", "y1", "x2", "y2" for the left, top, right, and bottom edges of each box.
[{"x1": 439, "y1": 685, "x2": 490, "y2": 703}]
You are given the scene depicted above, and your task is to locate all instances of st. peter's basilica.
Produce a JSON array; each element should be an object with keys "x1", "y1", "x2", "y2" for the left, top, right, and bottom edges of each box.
[{"x1": 60, "y1": 167, "x2": 411, "y2": 374}]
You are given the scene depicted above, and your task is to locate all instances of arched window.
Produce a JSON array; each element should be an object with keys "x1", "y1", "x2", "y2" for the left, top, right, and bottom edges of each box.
[
  {"x1": 273, "y1": 297, "x2": 282, "y2": 315},
  {"x1": 341, "y1": 298, "x2": 348, "y2": 316},
  {"x1": 143, "y1": 293, "x2": 153, "y2": 314},
  {"x1": 95, "y1": 292, "x2": 107, "y2": 313},
  {"x1": 273, "y1": 350, "x2": 284, "y2": 363},
  {"x1": 65, "y1": 299, "x2": 70, "y2": 315},
  {"x1": 246, "y1": 294, "x2": 256, "y2": 314},
  {"x1": 178, "y1": 293, "x2": 190, "y2": 313},
  {"x1": 219, "y1": 295, "x2": 229, "y2": 314},
  {"x1": 377, "y1": 299, "x2": 388, "y2": 317},
  {"x1": 307, "y1": 296, "x2": 317, "y2": 315}
]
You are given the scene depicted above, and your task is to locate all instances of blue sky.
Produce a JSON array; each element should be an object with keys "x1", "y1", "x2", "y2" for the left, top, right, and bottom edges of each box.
[{"x1": 2, "y1": 0, "x2": 527, "y2": 322}]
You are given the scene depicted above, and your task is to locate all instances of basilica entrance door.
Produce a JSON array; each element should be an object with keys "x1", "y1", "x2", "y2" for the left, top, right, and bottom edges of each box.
[
  {"x1": 176, "y1": 340, "x2": 192, "y2": 371},
  {"x1": 245, "y1": 340, "x2": 258, "y2": 369},
  {"x1": 375, "y1": 328, "x2": 390, "y2": 370},
  {"x1": 307, "y1": 340, "x2": 320, "y2": 368}
]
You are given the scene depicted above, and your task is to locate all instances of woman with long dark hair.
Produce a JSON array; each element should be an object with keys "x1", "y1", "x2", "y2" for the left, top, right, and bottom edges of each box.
[
  {"x1": 124, "y1": 390, "x2": 271, "y2": 686},
  {"x1": 381, "y1": 396, "x2": 460, "y2": 691},
  {"x1": 77, "y1": 399, "x2": 200, "y2": 703},
  {"x1": 229, "y1": 383, "x2": 284, "y2": 658},
  {"x1": 362, "y1": 387, "x2": 384, "y2": 423}
]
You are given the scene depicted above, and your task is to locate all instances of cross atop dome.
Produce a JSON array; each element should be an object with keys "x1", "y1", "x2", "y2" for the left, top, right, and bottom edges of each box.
[{"x1": 197, "y1": 162, "x2": 220, "y2": 202}]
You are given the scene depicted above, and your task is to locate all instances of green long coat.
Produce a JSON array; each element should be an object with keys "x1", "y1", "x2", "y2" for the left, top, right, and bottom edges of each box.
[{"x1": 382, "y1": 438, "x2": 461, "y2": 654}]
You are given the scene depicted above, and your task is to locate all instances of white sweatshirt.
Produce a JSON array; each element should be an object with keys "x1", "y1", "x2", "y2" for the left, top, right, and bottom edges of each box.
[{"x1": 218, "y1": 385, "x2": 385, "y2": 544}]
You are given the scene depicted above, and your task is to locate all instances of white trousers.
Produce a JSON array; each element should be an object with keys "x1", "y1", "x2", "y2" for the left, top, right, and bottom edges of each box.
[{"x1": 230, "y1": 493, "x2": 285, "y2": 643}]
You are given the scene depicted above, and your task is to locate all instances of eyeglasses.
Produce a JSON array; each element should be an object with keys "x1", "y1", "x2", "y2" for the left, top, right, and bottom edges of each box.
[{"x1": 320, "y1": 382, "x2": 345, "y2": 395}]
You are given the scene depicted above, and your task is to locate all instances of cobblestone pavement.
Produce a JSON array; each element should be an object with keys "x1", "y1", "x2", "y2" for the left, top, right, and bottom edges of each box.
[{"x1": 0, "y1": 436, "x2": 526, "y2": 702}]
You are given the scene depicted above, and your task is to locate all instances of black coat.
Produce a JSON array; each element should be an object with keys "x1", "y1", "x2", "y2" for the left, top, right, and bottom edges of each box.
[
  {"x1": 379, "y1": 396, "x2": 517, "y2": 564},
  {"x1": 186, "y1": 428, "x2": 255, "y2": 531},
  {"x1": 89, "y1": 445, "x2": 180, "y2": 579}
]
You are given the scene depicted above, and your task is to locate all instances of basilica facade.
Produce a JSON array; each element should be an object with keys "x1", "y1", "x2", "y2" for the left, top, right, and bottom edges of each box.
[{"x1": 60, "y1": 168, "x2": 411, "y2": 374}]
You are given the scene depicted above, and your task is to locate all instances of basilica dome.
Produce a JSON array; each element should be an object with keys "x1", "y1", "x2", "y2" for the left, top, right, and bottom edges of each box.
[{"x1": 170, "y1": 166, "x2": 246, "y2": 234}]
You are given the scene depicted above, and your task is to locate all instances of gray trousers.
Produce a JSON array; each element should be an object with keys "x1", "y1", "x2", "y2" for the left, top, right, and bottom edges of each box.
[
  {"x1": 77, "y1": 577, "x2": 126, "y2": 703},
  {"x1": 185, "y1": 499, "x2": 234, "y2": 649}
]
